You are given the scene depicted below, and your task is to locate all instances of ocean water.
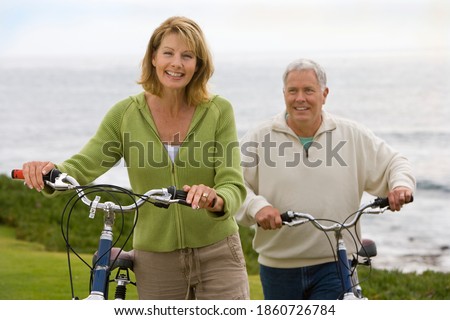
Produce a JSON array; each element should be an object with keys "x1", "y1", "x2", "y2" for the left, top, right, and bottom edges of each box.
[{"x1": 1, "y1": 51, "x2": 449, "y2": 273}]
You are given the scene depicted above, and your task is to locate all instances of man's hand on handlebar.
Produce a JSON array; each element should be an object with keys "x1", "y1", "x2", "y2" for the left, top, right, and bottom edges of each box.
[
  {"x1": 255, "y1": 206, "x2": 282, "y2": 230},
  {"x1": 388, "y1": 186, "x2": 414, "y2": 211}
]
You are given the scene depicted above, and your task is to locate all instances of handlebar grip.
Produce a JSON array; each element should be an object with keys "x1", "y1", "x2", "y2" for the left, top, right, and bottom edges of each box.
[
  {"x1": 373, "y1": 195, "x2": 414, "y2": 208},
  {"x1": 167, "y1": 186, "x2": 190, "y2": 206},
  {"x1": 373, "y1": 197, "x2": 390, "y2": 208},
  {"x1": 11, "y1": 168, "x2": 62, "y2": 183}
]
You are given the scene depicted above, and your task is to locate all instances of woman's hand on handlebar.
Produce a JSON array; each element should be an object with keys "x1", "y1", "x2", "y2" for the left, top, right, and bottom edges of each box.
[
  {"x1": 388, "y1": 186, "x2": 414, "y2": 211},
  {"x1": 256, "y1": 206, "x2": 282, "y2": 230},
  {"x1": 22, "y1": 161, "x2": 55, "y2": 192},
  {"x1": 183, "y1": 184, "x2": 223, "y2": 212}
]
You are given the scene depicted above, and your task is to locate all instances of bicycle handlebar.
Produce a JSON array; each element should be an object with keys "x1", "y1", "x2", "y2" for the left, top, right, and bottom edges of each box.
[
  {"x1": 11, "y1": 168, "x2": 190, "y2": 211},
  {"x1": 280, "y1": 196, "x2": 413, "y2": 231}
]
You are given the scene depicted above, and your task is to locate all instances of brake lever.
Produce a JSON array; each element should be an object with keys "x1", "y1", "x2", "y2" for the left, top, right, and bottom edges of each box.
[{"x1": 45, "y1": 173, "x2": 76, "y2": 191}]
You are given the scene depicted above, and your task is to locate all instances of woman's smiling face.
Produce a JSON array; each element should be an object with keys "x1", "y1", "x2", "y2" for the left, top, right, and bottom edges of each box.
[{"x1": 152, "y1": 32, "x2": 198, "y2": 93}]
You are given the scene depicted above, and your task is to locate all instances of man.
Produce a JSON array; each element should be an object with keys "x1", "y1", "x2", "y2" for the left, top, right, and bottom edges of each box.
[{"x1": 236, "y1": 58, "x2": 415, "y2": 300}]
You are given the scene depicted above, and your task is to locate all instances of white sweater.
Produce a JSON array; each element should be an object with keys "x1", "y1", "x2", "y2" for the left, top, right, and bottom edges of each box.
[{"x1": 236, "y1": 111, "x2": 415, "y2": 268}]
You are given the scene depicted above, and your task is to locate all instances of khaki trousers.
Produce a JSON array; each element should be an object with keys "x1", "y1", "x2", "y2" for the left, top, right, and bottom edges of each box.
[{"x1": 133, "y1": 233, "x2": 250, "y2": 300}]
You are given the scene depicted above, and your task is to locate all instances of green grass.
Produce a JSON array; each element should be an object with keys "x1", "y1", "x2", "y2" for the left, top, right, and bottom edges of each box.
[{"x1": 356, "y1": 267, "x2": 450, "y2": 299}]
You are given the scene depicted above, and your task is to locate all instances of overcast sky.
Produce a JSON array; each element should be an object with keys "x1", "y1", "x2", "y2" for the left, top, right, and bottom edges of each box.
[{"x1": 1, "y1": 0, "x2": 449, "y2": 59}]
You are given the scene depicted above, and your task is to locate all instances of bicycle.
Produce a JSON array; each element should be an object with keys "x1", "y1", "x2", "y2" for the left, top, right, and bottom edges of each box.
[
  {"x1": 280, "y1": 196, "x2": 413, "y2": 300},
  {"x1": 11, "y1": 168, "x2": 190, "y2": 300}
]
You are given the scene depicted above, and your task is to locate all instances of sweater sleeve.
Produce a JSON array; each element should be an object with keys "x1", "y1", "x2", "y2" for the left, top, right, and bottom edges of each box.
[
  {"x1": 235, "y1": 130, "x2": 272, "y2": 227},
  {"x1": 208, "y1": 97, "x2": 247, "y2": 219},
  {"x1": 362, "y1": 128, "x2": 416, "y2": 196}
]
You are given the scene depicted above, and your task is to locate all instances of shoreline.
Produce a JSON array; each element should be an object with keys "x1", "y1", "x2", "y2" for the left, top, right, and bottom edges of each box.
[{"x1": 372, "y1": 252, "x2": 450, "y2": 274}]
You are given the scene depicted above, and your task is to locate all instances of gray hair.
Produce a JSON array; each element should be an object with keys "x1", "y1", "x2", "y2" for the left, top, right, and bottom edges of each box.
[{"x1": 282, "y1": 59, "x2": 327, "y2": 91}]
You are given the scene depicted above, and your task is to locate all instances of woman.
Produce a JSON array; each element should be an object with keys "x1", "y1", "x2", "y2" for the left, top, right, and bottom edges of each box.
[{"x1": 21, "y1": 16, "x2": 249, "y2": 300}]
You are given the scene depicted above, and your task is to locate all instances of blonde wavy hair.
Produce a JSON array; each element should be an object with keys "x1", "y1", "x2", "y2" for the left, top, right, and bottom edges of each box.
[{"x1": 138, "y1": 16, "x2": 214, "y2": 106}]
